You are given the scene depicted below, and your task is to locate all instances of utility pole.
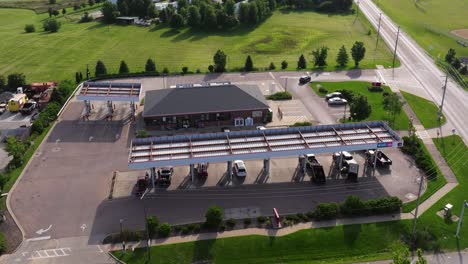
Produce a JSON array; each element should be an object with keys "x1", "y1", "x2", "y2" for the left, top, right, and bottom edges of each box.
[
  {"x1": 392, "y1": 26, "x2": 400, "y2": 79},
  {"x1": 285, "y1": 77, "x2": 288, "y2": 92},
  {"x1": 455, "y1": 200, "x2": 468, "y2": 238},
  {"x1": 412, "y1": 175, "x2": 425, "y2": 241},
  {"x1": 140, "y1": 189, "x2": 151, "y2": 261},
  {"x1": 438, "y1": 75, "x2": 449, "y2": 122},
  {"x1": 375, "y1": 13, "x2": 382, "y2": 50},
  {"x1": 86, "y1": 64, "x2": 90, "y2": 80}
]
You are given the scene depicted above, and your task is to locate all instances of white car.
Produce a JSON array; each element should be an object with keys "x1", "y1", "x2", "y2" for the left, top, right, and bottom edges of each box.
[
  {"x1": 233, "y1": 160, "x2": 247, "y2": 177},
  {"x1": 333, "y1": 151, "x2": 353, "y2": 161},
  {"x1": 327, "y1": 97, "x2": 347, "y2": 105},
  {"x1": 256, "y1": 126, "x2": 266, "y2": 130},
  {"x1": 325, "y1": 92, "x2": 343, "y2": 100}
]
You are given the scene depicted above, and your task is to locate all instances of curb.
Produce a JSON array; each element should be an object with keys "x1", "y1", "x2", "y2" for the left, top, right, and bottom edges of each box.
[{"x1": 107, "y1": 251, "x2": 126, "y2": 264}]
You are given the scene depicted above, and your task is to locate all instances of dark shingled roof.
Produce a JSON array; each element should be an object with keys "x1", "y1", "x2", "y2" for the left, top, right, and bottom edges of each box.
[{"x1": 143, "y1": 84, "x2": 269, "y2": 117}]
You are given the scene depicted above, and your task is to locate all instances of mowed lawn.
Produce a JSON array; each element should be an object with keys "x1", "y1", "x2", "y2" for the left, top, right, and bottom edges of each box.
[
  {"x1": 113, "y1": 221, "x2": 406, "y2": 264},
  {"x1": 0, "y1": 8, "x2": 395, "y2": 82},
  {"x1": 310, "y1": 81, "x2": 410, "y2": 130},
  {"x1": 401, "y1": 91, "x2": 446, "y2": 129},
  {"x1": 373, "y1": 0, "x2": 468, "y2": 58}
]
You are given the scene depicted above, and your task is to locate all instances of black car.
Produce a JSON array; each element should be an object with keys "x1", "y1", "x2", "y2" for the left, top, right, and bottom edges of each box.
[{"x1": 299, "y1": 76, "x2": 311, "y2": 84}]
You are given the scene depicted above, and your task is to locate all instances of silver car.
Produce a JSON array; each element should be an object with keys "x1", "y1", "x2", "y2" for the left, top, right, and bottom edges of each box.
[{"x1": 327, "y1": 97, "x2": 347, "y2": 105}]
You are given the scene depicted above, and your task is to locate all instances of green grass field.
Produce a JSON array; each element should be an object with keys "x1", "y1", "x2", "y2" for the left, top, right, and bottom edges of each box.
[
  {"x1": 373, "y1": 0, "x2": 468, "y2": 58},
  {"x1": 401, "y1": 91, "x2": 446, "y2": 129},
  {"x1": 113, "y1": 136, "x2": 468, "y2": 264},
  {"x1": 310, "y1": 81, "x2": 410, "y2": 130},
  {"x1": 0, "y1": 7, "x2": 396, "y2": 82}
]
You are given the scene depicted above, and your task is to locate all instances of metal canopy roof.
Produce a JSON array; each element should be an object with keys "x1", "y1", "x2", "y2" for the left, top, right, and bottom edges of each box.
[
  {"x1": 128, "y1": 121, "x2": 403, "y2": 169},
  {"x1": 76, "y1": 82, "x2": 141, "y2": 102}
]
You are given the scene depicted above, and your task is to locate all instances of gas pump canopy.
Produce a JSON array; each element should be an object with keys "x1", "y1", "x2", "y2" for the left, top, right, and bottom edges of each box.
[
  {"x1": 76, "y1": 81, "x2": 142, "y2": 102},
  {"x1": 128, "y1": 121, "x2": 403, "y2": 169}
]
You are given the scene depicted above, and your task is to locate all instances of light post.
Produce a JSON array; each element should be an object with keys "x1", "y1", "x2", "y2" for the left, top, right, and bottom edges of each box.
[
  {"x1": 456, "y1": 200, "x2": 468, "y2": 238},
  {"x1": 140, "y1": 189, "x2": 151, "y2": 261},
  {"x1": 120, "y1": 219, "x2": 125, "y2": 254},
  {"x1": 343, "y1": 103, "x2": 347, "y2": 121}
]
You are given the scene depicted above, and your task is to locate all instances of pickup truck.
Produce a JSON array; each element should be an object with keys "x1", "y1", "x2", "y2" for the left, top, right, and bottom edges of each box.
[
  {"x1": 20, "y1": 101, "x2": 37, "y2": 115},
  {"x1": 366, "y1": 150, "x2": 392, "y2": 167}
]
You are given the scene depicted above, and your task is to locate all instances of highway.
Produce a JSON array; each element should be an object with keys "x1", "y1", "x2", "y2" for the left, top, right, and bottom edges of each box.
[{"x1": 358, "y1": 0, "x2": 468, "y2": 144}]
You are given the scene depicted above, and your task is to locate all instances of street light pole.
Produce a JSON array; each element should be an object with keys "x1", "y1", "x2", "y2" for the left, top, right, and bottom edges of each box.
[
  {"x1": 120, "y1": 219, "x2": 125, "y2": 253},
  {"x1": 455, "y1": 200, "x2": 468, "y2": 238},
  {"x1": 392, "y1": 26, "x2": 401, "y2": 79},
  {"x1": 438, "y1": 75, "x2": 449, "y2": 122},
  {"x1": 375, "y1": 13, "x2": 382, "y2": 50},
  {"x1": 412, "y1": 175, "x2": 425, "y2": 241},
  {"x1": 140, "y1": 189, "x2": 151, "y2": 261}
]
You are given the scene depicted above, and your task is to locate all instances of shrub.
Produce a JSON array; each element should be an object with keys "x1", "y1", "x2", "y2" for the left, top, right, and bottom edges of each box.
[
  {"x1": 193, "y1": 224, "x2": 201, "y2": 233},
  {"x1": 291, "y1": 121, "x2": 312, "y2": 127},
  {"x1": 226, "y1": 218, "x2": 236, "y2": 228},
  {"x1": 181, "y1": 226, "x2": 190, "y2": 235},
  {"x1": 266, "y1": 91, "x2": 292, "y2": 100},
  {"x1": 281, "y1": 60, "x2": 288, "y2": 69},
  {"x1": 196, "y1": 68, "x2": 201, "y2": 73},
  {"x1": 162, "y1": 67, "x2": 169, "y2": 74},
  {"x1": 268, "y1": 62, "x2": 276, "y2": 70},
  {"x1": 313, "y1": 202, "x2": 339, "y2": 220},
  {"x1": 24, "y1": 24, "x2": 35, "y2": 33},
  {"x1": 318, "y1": 87, "x2": 328, "y2": 94},
  {"x1": 335, "y1": 89, "x2": 354, "y2": 103},
  {"x1": 79, "y1": 12, "x2": 93, "y2": 23},
  {"x1": 158, "y1": 223, "x2": 172, "y2": 237},
  {"x1": 119, "y1": 229, "x2": 142, "y2": 242},
  {"x1": 306, "y1": 211, "x2": 315, "y2": 219},
  {"x1": 205, "y1": 205, "x2": 223, "y2": 228},
  {"x1": 264, "y1": 110, "x2": 272, "y2": 123},
  {"x1": 43, "y1": 18, "x2": 61, "y2": 32},
  {"x1": 340, "y1": 195, "x2": 366, "y2": 217},
  {"x1": 182, "y1": 66, "x2": 189, "y2": 74},
  {"x1": 244, "y1": 218, "x2": 252, "y2": 227},
  {"x1": 366, "y1": 197, "x2": 402, "y2": 215},
  {"x1": 296, "y1": 213, "x2": 308, "y2": 222},
  {"x1": 136, "y1": 130, "x2": 149, "y2": 138},
  {"x1": 257, "y1": 216, "x2": 266, "y2": 224},
  {"x1": 286, "y1": 215, "x2": 300, "y2": 224},
  {"x1": 208, "y1": 65, "x2": 214, "y2": 73}
]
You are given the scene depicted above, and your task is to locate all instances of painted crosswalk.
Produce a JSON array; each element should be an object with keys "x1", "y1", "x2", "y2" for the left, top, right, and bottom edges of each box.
[
  {"x1": 28, "y1": 247, "x2": 71, "y2": 260},
  {"x1": 416, "y1": 130, "x2": 430, "y2": 139}
]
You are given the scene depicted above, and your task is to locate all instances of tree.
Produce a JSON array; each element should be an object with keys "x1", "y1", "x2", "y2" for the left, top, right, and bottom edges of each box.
[
  {"x1": 281, "y1": 60, "x2": 288, "y2": 70},
  {"x1": 204, "y1": 6, "x2": 217, "y2": 28},
  {"x1": 205, "y1": 205, "x2": 223, "y2": 227},
  {"x1": 6, "y1": 136, "x2": 27, "y2": 168},
  {"x1": 460, "y1": 65, "x2": 468, "y2": 75},
  {"x1": 145, "y1": 58, "x2": 156, "y2": 72},
  {"x1": 24, "y1": 24, "x2": 35, "y2": 33},
  {"x1": 119, "y1": 60, "x2": 129, "y2": 74},
  {"x1": 391, "y1": 244, "x2": 427, "y2": 264},
  {"x1": 7, "y1": 73, "x2": 26, "y2": 90},
  {"x1": 95, "y1": 60, "x2": 107, "y2": 76},
  {"x1": 351, "y1": 41, "x2": 366, "y2": 67},
  {"x1": 147, "y1": 4, "x2": 157, "y2": 18},
  {"x1": 182, "y1": 66, "x2": 189, "y2": 74},
  {"x1": 75, "y1": 72, "x2": 82, "y2": 84},
  {"x1": 297, "y1": 54, "x2": 306, "y2": 69},
  {"x1": 187, "y1": 6, "x2": 201, "y2": 27},
  {"x1": 248, "y1": 2, "x2": 259, "y2": 24},
  {"x1": 88, "y1": 0, "x2": 95, "y2": 6},
  {"x1": 225, "y1": 0, "x2": 235, "y2": 16},
  {"x1": 268, "y1": 62, "x2": 276, "y2": 70},
  {"x1": 238, "y1": 3, "x2": 249, "y2": 24},
  {"x1": 244, "y1": 55, "x2": 254, "y2": 71},
  {"x1": 268, "y1": 0, "x2": 276, "y2": 11},
  {"x1": 43, "y1": 18, "x2": 61, "y2": 32},
  {"x1": 170, "y1": 13, "x2": 184, "y2": 28},
  {"x1": 350, "y1": 94, "x2": 371, "y2": 121},
  {"x1": 0, "y1": 75, "x2": 5, "y2": 91},
  {"x1": 79, "y1": 72, "x2": 83, "y2": 81},
  {"x1": 312, "y1": 46, "x2": 329, "y2": 67},
  {"x1": 49, "y1": 0, "x2": 56, "y2": 4},
  {"x1": 52, "y1": 9, "x2": 60, "y2": 16},
  {"x1": 102, "y1": 1, "x2": 119, "y2": 24},
  {"x1": 336, "y1": 45, "x2": 349, "y2": 67},
  {"x1": 213, "y1": 50, "x2": 227, "y2": 72},
  {"x1": 62, "y1": 8, "x2": 67, "y2": 15},
  {"x1": 383, "y1": 93, "x2": 404, "y2": 128},
  {"x1": 208, "y1": 65, "x2": 214, "y2": 72},
  {"x1": 451, "y1": 57, "x2": 461, "y2": 69},
  {"x1": 445, "y1": 48, "x2": 456, "y2": 64},
  {"x1": 147, "y1": 216, "x2": 159, "y2": 237}
]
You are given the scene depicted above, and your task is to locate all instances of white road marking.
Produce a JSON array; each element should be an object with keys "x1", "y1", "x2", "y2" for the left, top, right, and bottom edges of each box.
[
  {"x1": 269, "y1": 72, "x2": 275, "y2": 79},
  {"x1": 0, "y1": 193, "x2": 7, "y2": 197},
  {"x1": 81, "y1": 223, "x2": 87, "y2": 232},
  {"x1": 22, "y1": 252, "x2": 28, "y2": 257},
  {"x1": 36, "y1": 224, "x2": 52, "y2": 235},
  {"x1": 28, "y1": 247, "x2": 71, "y2": 260},
  {"x1": 26, "y1": 236, "x2": 51, "y2": 242},
  {"x1": 97, "y1": 245, "x2": 104, "y2": 253}
]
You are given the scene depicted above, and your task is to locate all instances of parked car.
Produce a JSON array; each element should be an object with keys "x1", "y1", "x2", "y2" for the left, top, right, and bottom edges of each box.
[
  {"x1": 20, "y1": 101, "x2": 37, "y2": 115},
  {"x1": 325, "y1": 92, "x2": 343, "y2": 101},
  {"x1": 299, "y1": 76, "x2": 311, "y2": 84},
  {"x1": 256, "y1": 126, "x2": 266, "y2": 130},
  {"x1": 233, "y1": 160, "x2": 247, "y2": 177},
  {"x1": 135, "y1": 176, "x2": 148, "y2": 196},
  {"x1": 332, "y1": 151, "x2": 354, "y2": 162},
  {"x1": 0, "y1": 103, "x2": 7, "y2": 114},
  {"x1": 327, "y1": 97, "x2": 347, "y2": 105},
  {"x1": 157, "y1": 167, "x2": 173, "y2": 185}
]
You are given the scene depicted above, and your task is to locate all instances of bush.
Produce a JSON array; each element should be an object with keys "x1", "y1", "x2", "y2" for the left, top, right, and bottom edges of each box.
[
  {"x1": 158, "y1": 223, "x2": 172, "y2": 237},
  {"x1": 182, "y1": 66, "x2": 189, "y2": 74},
  {"x1": 24, "y1": 24, "x2": 35, "y2": 33},
  {"x1": 205, "y1": 205, "x2": 223, "y2": 228},
  {"x1": 266, "y1": 91, "x2": 292, "y2": 100},
  {"x1": 296, "y1": 213, "x2": 308, "y2": 222},
  {"x1": 136, "y1": 129, "x2": 149, "y2": 138},
  {"x1": 268, "y1": 62, "x2": 276, "y2": 70},
  {"x1": 286, "y1": 215, "x2": 300, "y2": 224},
  {"x1": 43, "y1": 18, "x2": 61, "y2": 32},
  {"x1": 103, "y1": 229, "x2": 142, "y2": 243},
  {"x1": 264, "y1": 110, "x2": 272, "y2": 123},
  {"x1": 291, "y1": 121, "x2": 312, "y2": 127},
  {"x1": 306, "y1": 211, "x2": 315, "y2": 219},
  {"x1": 226, "y1": 218, "x2": 236, "y2": 228},
  {"x1": 368, "y1": 85, "x2": 383, "y2": 92},
  {"x1": 340, "y1": 195, "x2": 366, "y2": 217},
  {"x1": 313, "y1": 203, "x2": 339, "y2": 220},
  {"x1": 318, "y1": 87, "x2": 328, "y2": 94},
  {"x1": 244, "y1": 218, "x2": 252, "y2": 227},
  {"x1": 335, "y1": 89, "x2": 354, "y2": 103},
  {"x1": 79, "y1": 12, "x2": 93, "y2": 23},
  {"x1": 181, "y1": 226, "x2": 190, "y2": 235},
  {"x1": 281, "y1": 60, "x2": 288, "y2": 69},
  {"x1": 147, "y1": 216, "x2": 159, "y2": 237},
  {"x1": 193, "y1": 224, "x2": 201, "y2": 233},
  {"x1": 366, "y1": 197, "x2": 402, "y2": 215},
  {"x1": 257, "y1": 216, "x2": 266, "y2": 224},
  {"x1": 162, "y1": 67, "x2": 169, "y2": 74}
]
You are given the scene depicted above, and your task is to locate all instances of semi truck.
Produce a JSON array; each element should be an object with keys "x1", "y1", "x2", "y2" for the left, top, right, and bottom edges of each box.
[{"x1": 305, "y1": 154, "x2": 326, "y2": 184}]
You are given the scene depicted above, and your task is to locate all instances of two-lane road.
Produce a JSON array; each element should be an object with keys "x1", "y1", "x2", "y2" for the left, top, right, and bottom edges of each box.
[{"x1": 358, "y1": 0, "x2": 468, "y2": 143}]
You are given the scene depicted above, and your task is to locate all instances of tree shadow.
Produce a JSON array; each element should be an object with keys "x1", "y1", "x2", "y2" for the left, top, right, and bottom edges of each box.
[
  {"x1": 343, "y1": 224, "x2": 362, "y2": 246},
  {"x1": 86, "y1": 22, "x2": 108, "y2": 30},
  {"x1": 346, "y1": 68, "x2": 362, "y2": 79},
  {"x1": 160, "y1": 28, "x2": 181, "y2": 38},
  {"x1": 192, "y1": 238, "x2": 216, "y2": 263}
]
